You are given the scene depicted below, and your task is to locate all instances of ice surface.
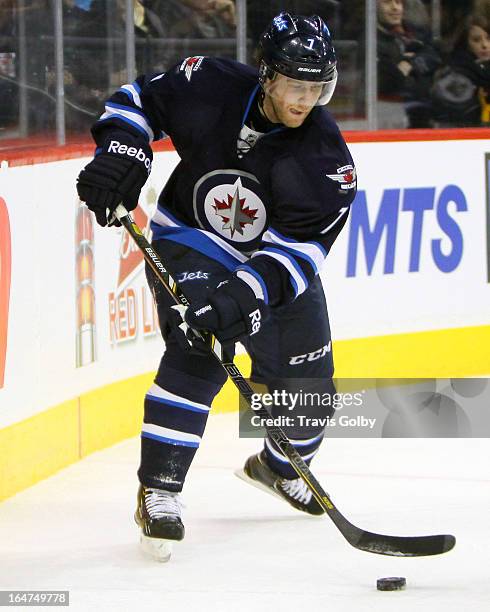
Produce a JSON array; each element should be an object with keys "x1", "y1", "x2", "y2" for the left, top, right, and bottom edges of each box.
[{"x1": 0, "y1": 413, "x2": 488, "y2": 612}]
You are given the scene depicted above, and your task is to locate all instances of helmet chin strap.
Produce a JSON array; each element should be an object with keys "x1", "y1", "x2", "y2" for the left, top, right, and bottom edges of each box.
[
  {"x1": 258, "y1": 80, "x2": 286, "y2": 125},
  {"x1": 258, "y1": 89, "x2": 279, "y2": 124},
  {"x1": 257, "y1": 90, "x2": 268, "y2": 119}
]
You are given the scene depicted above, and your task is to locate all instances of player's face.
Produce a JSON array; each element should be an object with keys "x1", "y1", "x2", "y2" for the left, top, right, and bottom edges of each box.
[
  {"x1": 377, "y1": 0, "x2": 403, "y2": 27},
  {"x1": 262, "y1": 74, "x2": 323, "y2": 128},
  {"x1": 468, "y1": 25, "x2": 490, "y2": 61}
]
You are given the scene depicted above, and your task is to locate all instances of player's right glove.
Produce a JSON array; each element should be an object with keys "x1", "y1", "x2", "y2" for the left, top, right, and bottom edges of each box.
[
  {"x1": 166, "y1": 276, "x2": 268, "y2": 352},
  {"x1": 184, "y1": 276, "x2": 268, "y2": 345},
  {"x1": 76, "y1": 132, "x2": 152, "y2": 227},
  {"x1": 167, "y1": 304, "x2": 213, "y2": 357}
]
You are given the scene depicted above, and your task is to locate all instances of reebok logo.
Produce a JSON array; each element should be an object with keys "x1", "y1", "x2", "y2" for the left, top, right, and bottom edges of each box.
[
  {"x1": 108, "y1": 140, "x2": 152, "y2": 173},
  {"x1": 194, "y1": 305, "x2": 212, "y2": 317},
  {"x1": 249, "y1": 309, "x2": 261, "y2": 336}
]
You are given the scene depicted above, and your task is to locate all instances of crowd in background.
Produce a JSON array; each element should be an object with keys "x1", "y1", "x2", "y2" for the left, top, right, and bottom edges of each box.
[
  {"x1": 0, "y1": 0, "x2": 489, "y2": 142},
  {"x1": 376, "y1": 0, "x2": 490, "y2": 128}
]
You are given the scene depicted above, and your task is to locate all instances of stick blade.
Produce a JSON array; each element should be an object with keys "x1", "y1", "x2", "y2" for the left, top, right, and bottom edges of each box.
[{"x1": 354, "y1": 531, "x2": 456, "y2": 557}]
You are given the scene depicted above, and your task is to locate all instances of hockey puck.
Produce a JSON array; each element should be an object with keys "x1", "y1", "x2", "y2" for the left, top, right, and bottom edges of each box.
[{"x1": 376, "y1": 577, "x2": 406, "y2": 591}]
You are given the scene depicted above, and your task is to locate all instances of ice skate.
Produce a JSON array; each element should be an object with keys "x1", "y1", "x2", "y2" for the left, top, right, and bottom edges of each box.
[
  {"x1": 236, "y1": 451, "x2": 324, "y2": 516},
  {"x1": 134, "y1": 485, "x2": 185, "y2": 562}
]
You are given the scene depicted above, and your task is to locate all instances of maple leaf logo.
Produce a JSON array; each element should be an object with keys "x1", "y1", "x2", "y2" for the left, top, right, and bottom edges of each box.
[{"x1": 212, "y1": 184, "x2": 258, "y2": 238}]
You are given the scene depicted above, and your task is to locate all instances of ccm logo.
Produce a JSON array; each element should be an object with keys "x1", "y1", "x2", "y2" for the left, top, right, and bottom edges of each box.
[
  {"x1": 0, "y1": 197, "x2": 11, "y2": 388},
  {"x1": 289, "y1": 342, "x2": 331, "y2": 365},
  {"x1": 107, "y1": 140, "x2": 152, "y2": 173}
]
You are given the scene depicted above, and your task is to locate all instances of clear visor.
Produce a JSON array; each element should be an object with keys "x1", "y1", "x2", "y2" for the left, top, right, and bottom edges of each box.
[{"x1": 262, "y1": 69, "x2": 338, "y2": 107}]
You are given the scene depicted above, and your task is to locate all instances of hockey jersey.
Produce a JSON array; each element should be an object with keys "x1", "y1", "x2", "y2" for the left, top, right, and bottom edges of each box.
[{"x1": 91, "y1": 56, "x2": 357, "y2": 306}]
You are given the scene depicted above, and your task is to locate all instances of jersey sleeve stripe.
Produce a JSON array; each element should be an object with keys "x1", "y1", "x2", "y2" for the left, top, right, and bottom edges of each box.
[
  {"x1": 150, "y1": 73, "x2": 165, "y2": 82},
  {"x1": 99, "y1": 105, "x2": 154, "y2": 141},
  {"x1": 252, "y1": 247, "x2": 308, "y2": 297},
  {"x1": 265, "y1": 227, "x2": 297, "y2": 243},
  {"x1": 262, "y1": 229, "x2": 325, "y2": 274},
  {"x1": 96, "y1": 115, "x2": 152, "y2": 140},
  {"x1": 266, "y1": 227, "x2": 327, "y2": 260},
  {"x1": 235, "y1": 267, "x2": 269, "y2": 304},
  {"x1": 320, "y1": 206, "x2": 349, "y2": 234},
  {"x1": 105, "y1": 101, "x2": 149, "y2": 120},
  {"x1": 117, "y1": 83, "x2": 143, "y2": 108}
]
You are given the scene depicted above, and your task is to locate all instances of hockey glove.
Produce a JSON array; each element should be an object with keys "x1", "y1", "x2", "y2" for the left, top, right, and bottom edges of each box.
[
  {"x1": 184, "y1": 276, "x2": 268, "y2": 345},
  {"x1": 167, "y1": 304, "x2": 213, "y2": 357},
  {"x1": 76, "y1": 133, "x2": 152, "y2": 227}
]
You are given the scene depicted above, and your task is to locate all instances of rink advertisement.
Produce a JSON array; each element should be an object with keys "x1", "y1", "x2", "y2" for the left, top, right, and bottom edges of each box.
[
  {"x1": 0, "y1": 197, "x2": 11, "y2": 389},
  {"x1": 0, "y1": 156, "x2": 176, "y2": 432},
  {"x1": 326, "y1": 138, "x2": 490, "y2": 341},
  {"x1": 486, "y1": 153, "x2": 490, "y2": 283},
  {"x1": 108, "y1": 204, "x2": 159, "y2": 346}
]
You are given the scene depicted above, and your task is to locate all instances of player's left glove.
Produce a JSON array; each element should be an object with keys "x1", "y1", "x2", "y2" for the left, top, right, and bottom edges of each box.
[
  {"x1": 76, "y1": 132, "x2": 152, "y2": 227},
  {"x1": 184, "y1": 276, "x2": 268, "y2": 345}
]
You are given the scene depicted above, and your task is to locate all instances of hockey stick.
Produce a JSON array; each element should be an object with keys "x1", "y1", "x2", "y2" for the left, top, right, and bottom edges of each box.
[{"x1": 114, "y1": 204, "x2": 456, "y2": 557}]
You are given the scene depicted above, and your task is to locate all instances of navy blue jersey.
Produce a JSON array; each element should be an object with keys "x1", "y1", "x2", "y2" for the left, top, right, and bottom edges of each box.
[{"x1": 92, "y1": 56, "x2": 357, "y2": 306}]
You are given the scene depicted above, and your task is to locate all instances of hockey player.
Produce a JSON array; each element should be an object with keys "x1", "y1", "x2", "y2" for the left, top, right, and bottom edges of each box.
[{"x1": 77, "y1": 12, "x2": 356, "y2": 560}]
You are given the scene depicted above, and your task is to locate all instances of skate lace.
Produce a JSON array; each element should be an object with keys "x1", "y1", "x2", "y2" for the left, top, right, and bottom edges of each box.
[
  {"x1": 145, "y1": 488, "x2": 182, "y2": 519},
  {"x1": 280, "y1": 478, "x2": 312, "y2": 505}
]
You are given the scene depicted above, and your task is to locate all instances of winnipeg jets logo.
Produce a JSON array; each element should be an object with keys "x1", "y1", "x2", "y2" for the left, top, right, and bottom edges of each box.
[
  {"x1": 212, "y1": 184, "x2": 258, "y2": 238},
  {"x1": 180, "y1": 56, "x2": 205, "y2": 82},
  {"x1": 195, "y1": 173, "x2": 267, "y2": 245},
  {"x1": 326, "y1": 165, "x2": 357, "y2": 190},
  {"x1": 273, "y1": 15, "x2": 289, "y2": 31}
]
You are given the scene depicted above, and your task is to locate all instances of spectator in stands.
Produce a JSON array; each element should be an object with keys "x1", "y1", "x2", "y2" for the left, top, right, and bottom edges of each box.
[
  {"x1": 117, "y1": 0, "x2": 166, "y2": 74},
  {"x1": 377, "y1": 0, "x2": 441, "y2": 128},
  {"x1": 87, "y1": 0, "x2": 166, "y2": 80},
  {"x1": 59, "y1": 0, "x2": 109, "y2": 132},
  {"x1": 437, "y1": 1, "x2": 490, "y2": 52},
  {"x1": 6, "y1": 0, "x2": 100, "y2": 136},
  {"x1": 150, "y1": 0, "x2": 236, "y2": 38},
  {"x1": 431, "y1": 13, "x2": 490, "y2": 126},
  {"x1": 474, "y1": 0, "x2": 490, "y2": 20},
  {"x1": 119, "y1": 0, "x2": 165, "y2": 39},
  {"x1": 404, "y1": 0, "x2": 430, "y2": 29},
  {"x1": 147, "y1": 0, "x2": 236, "y2": 69}
]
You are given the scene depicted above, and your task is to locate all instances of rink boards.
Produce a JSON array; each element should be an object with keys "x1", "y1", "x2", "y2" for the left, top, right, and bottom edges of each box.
[{"x1": 0, "y1": 131, "x2": 489, "y2": 499}]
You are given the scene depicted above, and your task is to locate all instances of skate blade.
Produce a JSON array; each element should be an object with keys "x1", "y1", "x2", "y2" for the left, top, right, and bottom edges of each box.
[
  {"x1": 234, "y1": 468, "x2": 284, "y2": 503},
  {"x1": 140, "y1": 534, "x2": 173, "y2": 563}
]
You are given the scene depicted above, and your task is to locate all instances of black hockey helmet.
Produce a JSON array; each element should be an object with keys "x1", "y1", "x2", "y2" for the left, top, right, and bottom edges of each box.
[{"x1": 257, "y1": 12, "x2": 337, "y2": 105}]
